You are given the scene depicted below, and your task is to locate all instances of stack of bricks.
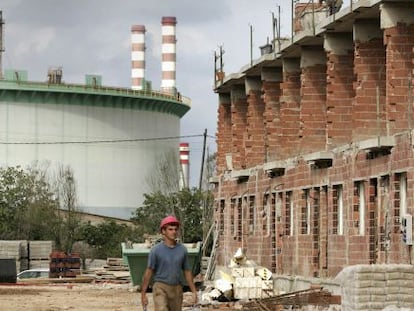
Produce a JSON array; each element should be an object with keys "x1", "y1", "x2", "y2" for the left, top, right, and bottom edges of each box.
[{"x1": 231, "y1": 266, "x2": 274, "y2": 300}]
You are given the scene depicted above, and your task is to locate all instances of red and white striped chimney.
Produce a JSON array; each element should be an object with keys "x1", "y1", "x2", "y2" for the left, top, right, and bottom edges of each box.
[
  {"x1": 179, "y1": 142, "x2": 190, "y2": 190},
  {"x1": 161, "y1": 16, "x2": 177, "y2": 94},
  {"x1": 131, "y1": 24, "x2": 146, "y2": 90}
]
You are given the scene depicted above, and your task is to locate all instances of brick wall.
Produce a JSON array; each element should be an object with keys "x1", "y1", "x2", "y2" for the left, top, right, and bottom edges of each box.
[
  {"x1": 213, "y1": 1, "x2": 414, "y2": 281},
  {"x1": 263, "y1": 80, "x2": 282, "y2": 161},
  {"x1": 245, "y1": 89, "x2": 265, "y2": 167},
  {"x1": 384, "y1": 23, "x2": 414, "y2": 135},
  {"x1": 279, "y1": 58, "x2": 301, "y2": 159}
]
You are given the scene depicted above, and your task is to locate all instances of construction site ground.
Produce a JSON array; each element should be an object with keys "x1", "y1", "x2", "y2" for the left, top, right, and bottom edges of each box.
[{"x1": 0, "y1": 282, "x2": 205, "y2": 311}]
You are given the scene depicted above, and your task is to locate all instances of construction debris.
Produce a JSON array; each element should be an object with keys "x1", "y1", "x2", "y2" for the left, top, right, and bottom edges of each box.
[
  {"x1": 200, "y1": 249, "x2": 341, "y2": 310},
  {"x1": 243, "y1": 287, "x2": 341, "y2": 310},
  {"x1": 201, "y1": 248, "x2": 276, "y2": 302}
]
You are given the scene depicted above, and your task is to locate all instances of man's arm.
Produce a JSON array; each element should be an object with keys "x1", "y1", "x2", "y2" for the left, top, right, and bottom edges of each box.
[
  {"x1": 141, "y1": 267, "x2": 154, "y2": 307},
  {"x1": 184, "y1": 270, "x2": 198, "y2": 305}
]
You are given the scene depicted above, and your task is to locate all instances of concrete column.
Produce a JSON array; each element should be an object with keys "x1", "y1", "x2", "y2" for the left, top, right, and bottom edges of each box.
[
  {"x1": 299, "y1": 47, "x2": 327, "y2": 154},
  {"x1": 262, "y1": 67, "x2": 283, "y2": 161},
  {"x1": 231, "y1": 86, "x2": 248, "y2": 170},
  {"x1": 324, "y1": 33, "x2": 354, "y2": 147},
  {"x1": 217, "y1": 93, "x2": 232, "y2": 173},
  {"x1": 280, "y1": 58, "x2": 301, "y2": 159},
  {"x1": 353, "y1": 19, "x2": 386, "y2": 140},
  {"x1": 245, "y1": 77, "x2": 265, "y2": 168},
  {"x1": 381, "y1": 3, "x2": 414, "y2": 135}
]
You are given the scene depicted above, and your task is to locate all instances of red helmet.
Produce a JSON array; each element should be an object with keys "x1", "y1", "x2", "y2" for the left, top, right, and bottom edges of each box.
[{"x1": 160, "y1": 215, "x2": 180, "y2": 231}]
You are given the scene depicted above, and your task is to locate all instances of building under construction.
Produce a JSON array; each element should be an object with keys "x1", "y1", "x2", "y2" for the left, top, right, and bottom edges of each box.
[
  {"x1": 213, "y1": 0, "x2": 414, "y2": 282},
  {"x1": 0, "y1": 15, "x2": 190, "y2": 219}
]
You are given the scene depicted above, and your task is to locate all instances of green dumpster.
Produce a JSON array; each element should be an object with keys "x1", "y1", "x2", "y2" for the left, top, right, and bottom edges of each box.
[{"x1": 121, "y1": 241, "x2": 202, "y2": 286}]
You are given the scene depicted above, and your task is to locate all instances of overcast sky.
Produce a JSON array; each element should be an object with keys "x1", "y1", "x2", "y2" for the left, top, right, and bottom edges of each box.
[{"x1": 0, "y1": 0, "x2": 352, "y2": 187}]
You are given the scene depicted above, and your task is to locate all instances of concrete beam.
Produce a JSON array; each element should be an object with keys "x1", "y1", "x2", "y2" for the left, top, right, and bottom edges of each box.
[
  {"x1": 353, "y1": 19, "x2": 382, "y2": 42},
  {"x1": 300, "y1": 47, "x2": 326, "y2": 68},
  {"x1": 324, "y1": 33, "x2": 353, "y2": 55},
  {"x1": 381, "y1": 3, "x2": 414, "y2": 29},
  {"x1": 245, "y1": 77, "x2": 261, "y2": 95},
  {"x1": 261, "y1": 67, "x2": 283, "y2": 82},
  {"x1": 230, "y1": 85, "x2": 246, "y2": 102},
  {"x1": 283, "y1": 58, "x2": 301, "y2": 73},
  {"x1": 219, "y1": 93, "x2": 231, "y2": 105}
]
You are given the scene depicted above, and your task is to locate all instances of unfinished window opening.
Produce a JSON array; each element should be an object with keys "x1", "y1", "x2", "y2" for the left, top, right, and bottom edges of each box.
[
  {"x1": 219, "y1": 199, "x2": 225, "y2": 234},
  {"x1": 301, "y1": 189, "x2": 311, "y2": 235},
  {"x1": 379, "y1": 175, "x2": 390, "y2": 252},
  {"x1": 353, "y1": 181, "x2": 365, "y2": 235},
  {"x1": 230, "y1": 198, "x2": 236, "y2": 238},
  {"x1": 332, "y1": 184, "x2": 344, "y2": 235},
  {"x1": 285, "y1": 191, "x2": 293, "y2": 236},
  {"x1": 237, "y1": 198, "x2": 242, "y2": 242},
  {"x1": 269, "y1": 192, "x2": 275, "y2": 271},
  {"x1": 312, "y1": 188, "x2": 321, "y2": 271},
  {"x1": 368, "y1": 178, "x2": 378, "y2": 264},
  {"x1": 249, "y1": 195, "x2": 255, "y2": 233},
  {"x1": 275, "y1": 193, "x2": 282, "y2": 224},
  {"x1": 262, "y1": 193, "x2": 271, "y2": 235},
  {"x1": 393, "y1": 172, "x2": 407, "y2": 232}
]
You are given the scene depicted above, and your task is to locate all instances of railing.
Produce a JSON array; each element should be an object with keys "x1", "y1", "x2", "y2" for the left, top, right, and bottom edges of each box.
[
  {"x1": 291, "y1": 0, "x2": 362, "y2": 40},
  {"x1": 0, "y1": 79, "x2": 191, "y2": 107}
]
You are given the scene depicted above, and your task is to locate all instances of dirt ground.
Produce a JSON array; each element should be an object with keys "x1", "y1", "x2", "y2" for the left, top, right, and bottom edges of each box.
[{"x1": 0, "y1": 282, "x2": 198, "y2": 311}]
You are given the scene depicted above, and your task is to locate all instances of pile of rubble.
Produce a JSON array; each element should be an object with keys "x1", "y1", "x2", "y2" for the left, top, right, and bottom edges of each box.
[
  {"x1": 199, "y1": 249, "x2": 341, "y2": 310},
  {"x1": 201, "y1": 248, "x2": 276, "y2": 303}
]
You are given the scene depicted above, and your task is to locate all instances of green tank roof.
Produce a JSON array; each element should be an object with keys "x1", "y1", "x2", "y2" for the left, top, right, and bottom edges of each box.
[{"x1": 0, "y1": 79, "x2": 191, "y2": 118}]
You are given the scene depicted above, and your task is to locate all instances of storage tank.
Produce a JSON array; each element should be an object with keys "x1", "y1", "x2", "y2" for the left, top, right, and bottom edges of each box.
[{"x1": 0, "y1": 76, "x2": 191, "y2": 219}]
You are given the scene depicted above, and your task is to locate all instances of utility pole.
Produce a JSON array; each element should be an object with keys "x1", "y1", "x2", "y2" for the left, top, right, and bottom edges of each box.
[
  {"x1": 250, "y1": 24, "x2": 253, "y2": 66},
  {"x1": 199, "y1": 129, "x2": 207, "y2": 191},
  {"x1": 0, "y1": 11, "x2": 4, "y2": 80}
]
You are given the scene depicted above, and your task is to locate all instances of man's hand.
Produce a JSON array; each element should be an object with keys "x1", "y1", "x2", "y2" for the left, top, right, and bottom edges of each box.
[
  {"x1": 141, "y1": 292, "x2": 148, "y2": 309},
  {"x1": 193, "y1": 291, "x2": 198, "y2": 305}
]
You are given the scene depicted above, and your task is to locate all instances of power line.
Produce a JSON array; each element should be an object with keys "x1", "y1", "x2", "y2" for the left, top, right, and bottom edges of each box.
[{"x1": 0, "y1": 133, "x2": 216, "y2": 145}]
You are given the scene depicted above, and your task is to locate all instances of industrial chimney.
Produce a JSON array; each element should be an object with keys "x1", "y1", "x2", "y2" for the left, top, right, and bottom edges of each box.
[
  {"x1": 161, "y1": 16, "x2": 177, "y2": 95},
  {"x1": 131, "y1": 25, "x2": 146, "y2": 90},
  {"x1": 179, "y1": 142, "x2": 190, "y2": 190}
]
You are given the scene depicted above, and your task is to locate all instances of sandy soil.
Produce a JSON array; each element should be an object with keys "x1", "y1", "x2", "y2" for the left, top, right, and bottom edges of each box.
[{"x1": 0, "y1": 282, "x2": 198, "y2": 311}]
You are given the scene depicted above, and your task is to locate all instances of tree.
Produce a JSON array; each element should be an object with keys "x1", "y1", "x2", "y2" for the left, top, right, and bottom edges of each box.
[
  {"x1": 131, "y1": 188, "x2": 204, "y2": 243},
  {"x1": 0, "y1": 166, "x2": 59, "y2": 240},
  {"x1": 79, "y1": 220, "x2": 136, "y2": 258},
  {"x1": 147, "y1": 148, "x2": 180, "y2": 195},
  {"x1": 52, "y1": 165, "x2": 83, "y2": 252}
]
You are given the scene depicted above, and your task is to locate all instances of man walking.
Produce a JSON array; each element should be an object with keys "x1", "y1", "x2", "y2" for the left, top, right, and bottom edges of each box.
[{"x1": 141, "y1": 215, "x2": 198, "y2": 310}]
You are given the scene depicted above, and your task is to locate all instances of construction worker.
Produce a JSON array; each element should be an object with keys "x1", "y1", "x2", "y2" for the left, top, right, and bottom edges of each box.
[
  {"x1": 319, "y1": 0, "x2": 343, "y2": 15},
  {"x1": 141, "y1": 215, "x2": 198, "y2": 311}
]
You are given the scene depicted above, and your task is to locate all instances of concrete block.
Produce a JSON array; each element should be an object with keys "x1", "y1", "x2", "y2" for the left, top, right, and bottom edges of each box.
[
  {"x1": 249, "y1": 287, "x2": 262, "y2": 299},
  {"x1": 235, "y1": 276, "x2": 262, "y2": 288},
  {"x1": 231, "y1": 267, "x2": 244, "y2": 278},
  {"x1": 262, "y1": 289, "x2": 274, "y2": 299},
  {"x1": 234, "y1": 277, "x2": 245, "y2": 288},
  {"x1": 262, "y1": 280, "x2": 274, "y2": 290},
  {"x1": 233, "y1": 287, "x2": 249, "y2": 300},
  {"x1": 243, "y1": 267, "x2": 255, "y2": 277}
]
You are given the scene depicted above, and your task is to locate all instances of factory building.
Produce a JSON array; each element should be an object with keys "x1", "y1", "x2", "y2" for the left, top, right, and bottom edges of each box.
[
  {"x1": 213, "y1": 0, "x2": 414, "y2": 279},
  {"x1": 0, "y1": 16, "x2": 190, "y2": 220}
]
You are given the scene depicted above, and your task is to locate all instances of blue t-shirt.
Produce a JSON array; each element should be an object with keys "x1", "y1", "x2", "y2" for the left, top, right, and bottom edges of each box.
[{"x1": 147, "y1": 242, "x2": 190, "y2": 285}]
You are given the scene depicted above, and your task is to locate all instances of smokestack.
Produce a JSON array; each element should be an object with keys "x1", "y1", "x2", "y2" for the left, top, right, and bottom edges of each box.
[
  {"x1": 179, "y1": 142, "x2": 190, "y2": 190},
  {"x1": 161, "y1": 16, "x2": 177, "y2": 94},
  {"x1": 131, "y1": 25, "x2": 146, "y2": 90}
]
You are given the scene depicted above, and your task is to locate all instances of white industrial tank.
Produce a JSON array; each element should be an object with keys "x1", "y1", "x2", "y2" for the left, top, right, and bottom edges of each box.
[{"x1": 0, "y1": 77, "x2": 190, "y2": 219}]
